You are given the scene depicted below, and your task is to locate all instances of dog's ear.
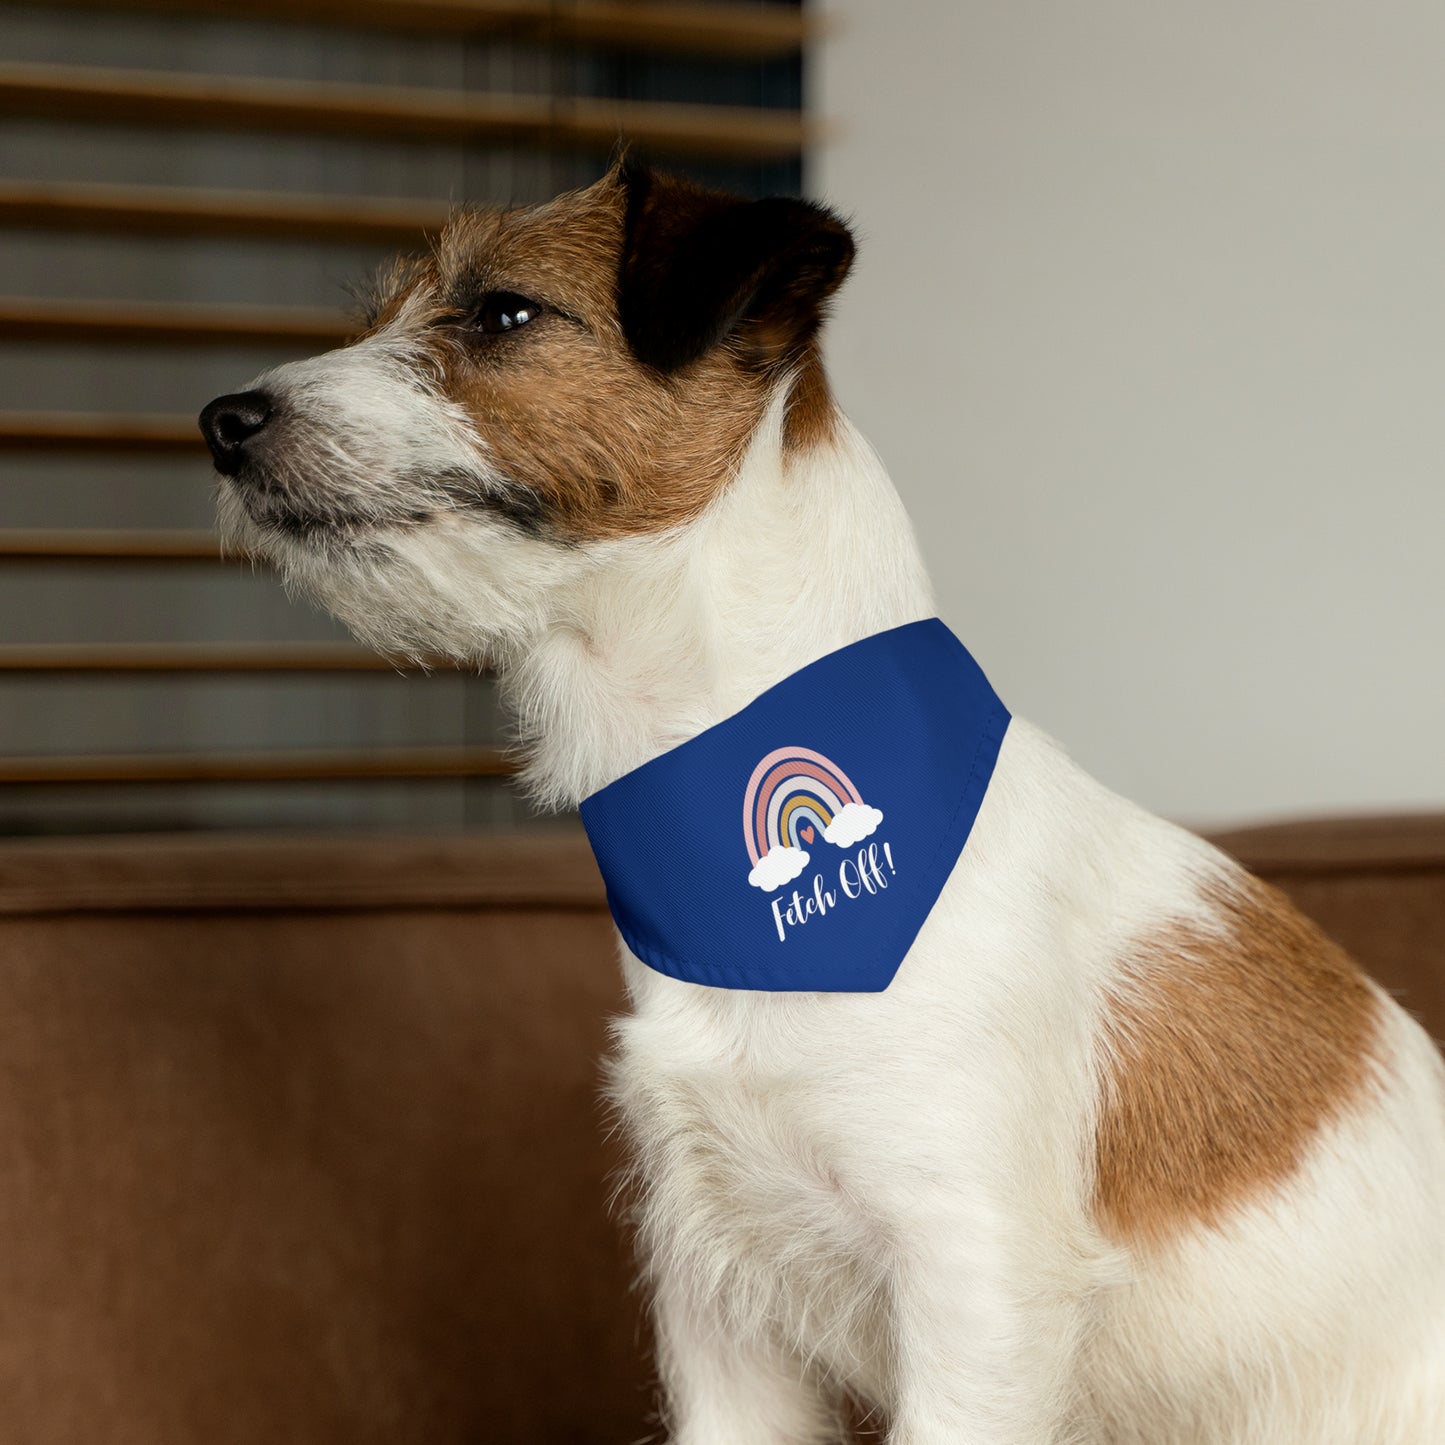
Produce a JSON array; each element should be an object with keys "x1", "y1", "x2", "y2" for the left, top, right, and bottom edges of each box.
[{"x1": 617, "y1": 162, "x2": 855, "y2": 374}]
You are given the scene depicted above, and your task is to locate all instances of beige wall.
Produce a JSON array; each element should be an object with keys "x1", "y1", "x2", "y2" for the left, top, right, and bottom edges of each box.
[{"x1": 814, "y1": 1, "x2": 1445, "y2": 827}]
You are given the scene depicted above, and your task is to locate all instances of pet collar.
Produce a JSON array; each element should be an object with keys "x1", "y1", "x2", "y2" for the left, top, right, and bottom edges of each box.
[{"x1": 579, "y1": 618, "x2": 1011, "y2": 993}]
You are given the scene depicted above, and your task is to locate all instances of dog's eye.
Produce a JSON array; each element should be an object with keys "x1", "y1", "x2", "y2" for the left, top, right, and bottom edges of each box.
[{"x1": 472, "y1": 291, "x2": 543, "y2": 334}]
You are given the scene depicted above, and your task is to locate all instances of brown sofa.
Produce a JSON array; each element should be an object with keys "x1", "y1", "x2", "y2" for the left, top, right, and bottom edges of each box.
[{"x1": 0, "y1": 817, "x2": 1440, "y2": 1443}]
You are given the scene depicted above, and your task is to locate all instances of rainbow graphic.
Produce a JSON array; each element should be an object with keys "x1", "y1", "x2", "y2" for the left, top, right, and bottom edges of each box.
[{"x1": 743, "y1": 746, "x2": 865, "y2": 865}]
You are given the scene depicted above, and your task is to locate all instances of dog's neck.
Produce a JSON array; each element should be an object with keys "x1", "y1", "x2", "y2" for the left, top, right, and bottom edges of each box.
[{"x1": 502, "y1": 393, "x2": 937, "y2": 809}]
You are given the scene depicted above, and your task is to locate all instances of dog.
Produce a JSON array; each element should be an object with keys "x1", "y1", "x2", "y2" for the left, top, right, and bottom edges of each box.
[{"x1": 200, "y1": 161, "x2": 1445, "y2": 1444}]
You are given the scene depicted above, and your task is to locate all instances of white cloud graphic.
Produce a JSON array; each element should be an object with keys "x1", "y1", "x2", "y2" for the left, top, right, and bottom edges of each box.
[
  {"x1": 747, "y1": 846, "x2": 810, "y2": 892},
  {"x1": 823, "y1": 802, "x2": 884, "y2": 848}
]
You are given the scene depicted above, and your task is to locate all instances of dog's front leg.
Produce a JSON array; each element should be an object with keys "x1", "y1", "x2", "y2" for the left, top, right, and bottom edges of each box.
[
  {"x1": 653, "y1": 1274, "x2": 844, "y2": 1445},
  {"x1": 883, "y1": 1212, "x2": 1091, "y2": 1445}
]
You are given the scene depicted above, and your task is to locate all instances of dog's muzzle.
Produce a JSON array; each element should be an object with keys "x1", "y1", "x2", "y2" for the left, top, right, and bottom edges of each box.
[{"x1": 199, "y1": 390, "x2": 274, "y2": 476}]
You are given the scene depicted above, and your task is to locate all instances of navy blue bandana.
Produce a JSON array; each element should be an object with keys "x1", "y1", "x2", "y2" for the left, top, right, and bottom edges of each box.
[{"x1": 578, "y1": 619, "x2": 1010, "y2": 992}]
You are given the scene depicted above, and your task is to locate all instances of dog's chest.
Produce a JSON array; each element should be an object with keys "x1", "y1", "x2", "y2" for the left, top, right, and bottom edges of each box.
[{"x1": 612, "y1": 1007, "x2": 890, "y2": 1386}]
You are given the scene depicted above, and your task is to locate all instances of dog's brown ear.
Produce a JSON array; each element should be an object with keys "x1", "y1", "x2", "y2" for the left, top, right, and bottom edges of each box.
[{"x1": 617, "y1": 162, "x2": 855, "y2": 374}]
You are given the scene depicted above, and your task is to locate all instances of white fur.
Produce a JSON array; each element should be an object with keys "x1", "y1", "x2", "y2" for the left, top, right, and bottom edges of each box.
[{"x1": 220, "y1": 350, "x2": 1445, "y2": 1443}]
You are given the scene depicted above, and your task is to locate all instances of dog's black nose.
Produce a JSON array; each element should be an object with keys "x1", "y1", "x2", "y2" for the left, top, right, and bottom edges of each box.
[{"x1": 199, "y1": 390, "x2": 273, "y2": 475}]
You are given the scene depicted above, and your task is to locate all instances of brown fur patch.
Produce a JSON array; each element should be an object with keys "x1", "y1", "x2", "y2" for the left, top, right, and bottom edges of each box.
[
  {"x1": 1093, "y1": 872, "x2": 1382, "y2": 1247},
  {"x1": 365, "y1": 171, "x2": 841, "y2": 542},
  {"x1": 436, "y1": 184, "x2": 769, "y2": 540},
  {"x1": 782, "y1": 343, "x2": 840, "y2": 454}
]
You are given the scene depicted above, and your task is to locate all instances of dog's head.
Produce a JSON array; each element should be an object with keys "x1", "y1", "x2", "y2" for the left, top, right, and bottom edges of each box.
[{"x1": 200, "y1": 163, "x2": 854, "y2": 661}]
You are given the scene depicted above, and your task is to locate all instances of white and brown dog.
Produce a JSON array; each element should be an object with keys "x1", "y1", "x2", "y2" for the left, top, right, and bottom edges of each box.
[{"x1": 201, "y1": 163, "x2": 1445, "y2": 1444}]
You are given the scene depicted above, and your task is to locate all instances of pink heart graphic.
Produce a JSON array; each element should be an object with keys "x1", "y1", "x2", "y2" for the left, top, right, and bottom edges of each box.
[{"x1": 800, "y1": 826, "x2": 815, "y2": 843}]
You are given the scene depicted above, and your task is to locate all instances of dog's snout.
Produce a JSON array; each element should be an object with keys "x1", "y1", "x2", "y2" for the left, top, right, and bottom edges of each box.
[{"x1": 199, "y1": 390, "x2": 273, "y2": 475}]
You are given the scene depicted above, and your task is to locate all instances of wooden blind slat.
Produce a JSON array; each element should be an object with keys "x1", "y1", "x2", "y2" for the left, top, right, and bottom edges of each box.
[
  {"x1": 0, "y1": 643, "x2": 427, "y2": 672},
  {"x1": 0, "y1": 410, "x2": 203, "y2": 447},
  {"x1": 0, "y1": 529, "x2": 227, "y2": 561},
  {"x1": 545, "y1": 0, "x2": 810, "y2": 57},
  {"x1": 0, "y1": 180, "x2": 448, "y2": 245},
  {"x1": 0, "y1": 62, "x2": 812, "y2": 161},
  {"x1": 0, "y1": 745, "x2": 513, "y2": 783},
  {"x1": 0, "y1": 297, "x2": 353, "y2": 348},
  {"x1": 0, "y1": 412, "x2": 202, "y2": 452},
  {"x1": 0, "y1": 0, "x2": 810, "y2": 58}
]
